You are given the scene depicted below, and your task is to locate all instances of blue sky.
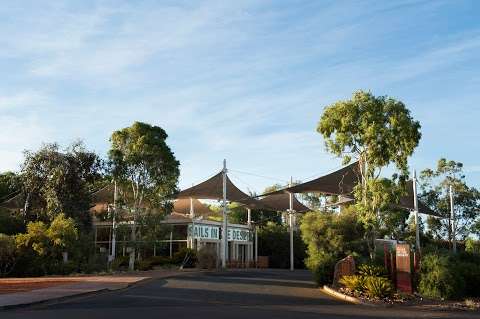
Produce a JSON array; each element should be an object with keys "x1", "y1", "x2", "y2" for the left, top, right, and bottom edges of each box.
[{"x1": 1, "y1": 0, "x2": 479, "y2": 193}]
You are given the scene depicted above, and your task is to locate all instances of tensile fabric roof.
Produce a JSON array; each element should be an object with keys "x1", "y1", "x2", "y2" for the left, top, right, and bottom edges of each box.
[{"x1": 259, "y1": 193, "x2": 311, "y2": 212}]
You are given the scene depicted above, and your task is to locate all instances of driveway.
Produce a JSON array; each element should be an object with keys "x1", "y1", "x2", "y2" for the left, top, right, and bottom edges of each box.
[{"x1": 2, "y1": 269, "x2": 477, "y2": 319}]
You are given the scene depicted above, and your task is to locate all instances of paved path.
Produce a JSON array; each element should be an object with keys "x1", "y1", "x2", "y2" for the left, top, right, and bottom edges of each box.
[{"x1": 2, "y1": 269, "x2": 478, "y2": 318}]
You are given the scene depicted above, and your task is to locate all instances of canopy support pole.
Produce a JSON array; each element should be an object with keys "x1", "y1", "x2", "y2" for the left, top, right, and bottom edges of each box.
[
  {"x1": 110, "y1": 180, "x2": 117, "y2": 262},
  {"x1": 247, "y1": 208, "x2": 251, "y2": 226},
  {"x1": 413, "y1": 170, "x2": 420, "y2": 254},
  {"x1": 222, "y1": 159, "x2": 228, "y2": 268},
  {"x1": 289, "y1": 177, "x2": 294, "y2": 272}
]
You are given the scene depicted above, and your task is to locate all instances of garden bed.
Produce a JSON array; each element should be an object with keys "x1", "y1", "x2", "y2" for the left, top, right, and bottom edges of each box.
[{"x1": 327, "y1": 285, "x2": 480, "y2": 311}]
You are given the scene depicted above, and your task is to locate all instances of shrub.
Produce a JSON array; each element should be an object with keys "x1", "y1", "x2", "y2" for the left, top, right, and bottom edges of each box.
[
  {"x1": 196, "y1": 246, "x2": 217, "y2": 269},
  {"x1": 363, "y1": 276, "x2": 393, "y2": 299},
  {"x1": 418, "y1": 253, "x2": 465, "y2": 299},
  {"x1": 135, "y1": 259, "x2": 153, "y2": 271},
  {"x1": 0, "y1": 234, "x2": 17, "y2": 277},
  {"x1": 148, "y1": 256, "x2": 173, "y2": 266},
  {"x1": 172, "y1": 248, "x2": 197, "y2": 267},
  {"x1": 111, "y1": 256, "x2": 130, "y2": 271},
  {"x1": 308, "y1": 253, "x2": 337, "y2": 285},
  {"x1": 339, "y1": 275, "x2": 365, "y2": 292},
  {"x1": 358, "y1": 263, "x2": 387, "y2": 277}
]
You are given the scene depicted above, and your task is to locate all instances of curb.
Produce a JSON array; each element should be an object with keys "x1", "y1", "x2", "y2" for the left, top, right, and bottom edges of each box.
[{"x1": 321, "y1": 285, "x2": 380, "y2": 307}]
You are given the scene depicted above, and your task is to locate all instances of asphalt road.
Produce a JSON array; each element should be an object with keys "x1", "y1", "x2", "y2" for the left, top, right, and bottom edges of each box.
[{"x1": 2, "y1": 269, "x2": 477, "y2": 319}]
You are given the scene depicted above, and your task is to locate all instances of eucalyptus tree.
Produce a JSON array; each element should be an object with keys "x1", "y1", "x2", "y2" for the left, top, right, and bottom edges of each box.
[
  {"x1": 317, "y1": 90, "x2": 422, "y2": 254},
  {"x1": 21, "y1": 142, "x2": 103, "y2": 229},
  {"x1": 108, "y1": 122, "x2": 180, "y2": 260},
  {"x1": 420, "y1": 158, "x2": 480, "y2": 247}
]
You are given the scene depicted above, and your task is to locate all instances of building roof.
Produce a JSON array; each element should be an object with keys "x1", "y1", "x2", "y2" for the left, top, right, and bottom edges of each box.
[{"x1": 172, "y1": 198, "x2": 215, "y2": 217}]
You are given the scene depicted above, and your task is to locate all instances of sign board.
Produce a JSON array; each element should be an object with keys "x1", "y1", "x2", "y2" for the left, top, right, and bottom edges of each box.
[
  {"x1": 227, "y1": 227, "x2": 251, "y2": 242},
  {"x1": 188, "y1": 224, "x2": 220, "y2": 240},
  {"x1": 396, "y1": 243, "x2": 412, "y2": 293}
]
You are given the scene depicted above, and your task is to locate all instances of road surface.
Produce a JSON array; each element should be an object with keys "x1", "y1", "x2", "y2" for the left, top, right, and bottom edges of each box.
[{"x1": 2, "y1": 269, "x2": 476, "y2": 319}]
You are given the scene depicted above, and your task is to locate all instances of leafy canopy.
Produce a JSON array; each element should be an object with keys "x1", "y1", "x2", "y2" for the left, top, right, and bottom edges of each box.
[
  {"x1": 420, "y1": 158, "x2": 480, "y2": 241},
  {"x1": 318, "y1": 90, "x2": 421, "y2": 177},
  {"x1": 21, "y1": 142, "x2": 103, "y2": 229},
  {"x1": 317, "y1": 91, "x2": 421, "y2": 253},
  {"x1": 109, "y1": 121, "x2": 180, "y2": 209}
]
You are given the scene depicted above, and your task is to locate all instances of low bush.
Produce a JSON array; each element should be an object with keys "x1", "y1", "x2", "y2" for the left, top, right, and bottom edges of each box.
[
  {"x1": 310, "y1": 254, "x2": 337, "y2": 285},
  {"x1": 172, "y1": 248, "x2": 197, "y2": 267},
  {"x1": 418, "y1": 252, "x2": 465, "y2": 299},
  {"x1": 111, "y1": 256, "x2": 130, "y2": 271},
  {"x1": 363, "y1": 276, "x2": 393, "y2": 298},
  {"x1": 196, "y1": 246, "x2": 217, "y2": 269},
  {"x1": 148, "y1": 256, "x2": 173, "y2": 266},
  {"x1": 135, "y1": 259, "x2": 153, "y2": 271},
  {"x1": 358, "y1": 264, "x2": 387, "y2": 277},
  {"x1": 339, "y1": 275, "x2": 365, "y2": 292}
]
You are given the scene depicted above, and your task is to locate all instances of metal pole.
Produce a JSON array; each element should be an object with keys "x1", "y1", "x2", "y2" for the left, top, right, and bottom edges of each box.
[
  {"x1": 247, "y1": 208, "x2": 251, "y2": 226},
  {"x1": 111, "y1": 180, "x2": 117, "y2": 260},
  {"x1": 255, "y1": 226, "x2": 258, "y2": 265},
  {"x1": 413, "y1": 170, "x2": 420, "y2": 253},
  {"x1": 289, "y1": 177, "x2": 294, "y2": 272},
  {"x1": 450, "y1": 185, "x2": 456, "y2": 253},
  {"x1": 222, "y1": 159, "x2": 228, "y2": 268},
  {"x1": 169, "y1": 231, "x2": 173, "y2": 258}
]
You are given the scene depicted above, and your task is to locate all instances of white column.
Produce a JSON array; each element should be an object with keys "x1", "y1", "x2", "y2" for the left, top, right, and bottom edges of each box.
[
  {"x1": 221, "y1": 159, "x2": 228, "y2": 268},
  {"x1": 450, "y1": 185, "x2": 456, "y2": 253},
  {"x1": 413, "y1": 170, "x2": 420, "y2": 253},
  {"x1": 247, "y1": 208, "x2": 251, "y2": 226}
]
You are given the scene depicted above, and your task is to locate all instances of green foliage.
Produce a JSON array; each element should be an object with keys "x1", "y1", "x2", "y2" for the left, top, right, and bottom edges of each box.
[
  {"x1": 108, "y1": 122, "x2": 180, "y2": 265},
  {"x1": 0, "y1": 234, "x2": 17, "y2": 276},
  {"x1": 0, "y1": 172, "x2": 21, "y2": 201},
  {"x1": 300, "y1": 208, "x2": 368, "y2": 284},
  {"x1": 358, "y1": 263, "x2": 386, "y2": 277},
  {"x1": 16, "y1": 214, "x2": 78, "y2": 257},
  {"x1": 339, "y1": 275, "x2": 365, "y2": 292},
  {"x1": 317, "y1": 91, "x2": 421, "y2": 254},
  {"x1": 363, "y1": 276, "x2": 394, "y2": 298},
  {"x1": 420, "y1": 158, "x2": 480, "y2": 243},
  {"x1": 172, "y1": 247, "x2": 197, "y2": 267},
  {"x1": 46, "y1": 213, "x2": 78, "y2": 251},
  {"x1": 111, "y1": 256, "x2": 130, "y2": 271},
  {"x1": 196, "y1": 246, "x2": 218, "y2": 269},
  {"x1": 318, "y1": 90, "x2": 421, "y2": 176},
  {"x1": 0, "y1": 210, "x2": 25, "y2": 235},
  {"x1": 135, "y1": 259, "x2": 154, "y2": 271},
  {"x1": 418, "y1": 252, "x2": 466, "y2": 299},
  {"x1": 258, "y1": 222, "x2": 306, "y2": 269},
  {"x1": 21, "y1": 142, "x2": 103, "y2": 229},
  {"x1": 465, "y1": 238, "x2": 480, "y2": 254}
]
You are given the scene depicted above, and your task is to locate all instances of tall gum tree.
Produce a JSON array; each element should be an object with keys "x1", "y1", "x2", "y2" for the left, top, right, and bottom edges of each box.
[
  {"x1": 108, "y1": 122, "x2": 180, "y2": 262},
  {"x1": 420, "y1": 158, "x2": 480, "y2": 247},
  {"x1": 317, "y1": 90, "x2": 421, "y2": 255}
]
